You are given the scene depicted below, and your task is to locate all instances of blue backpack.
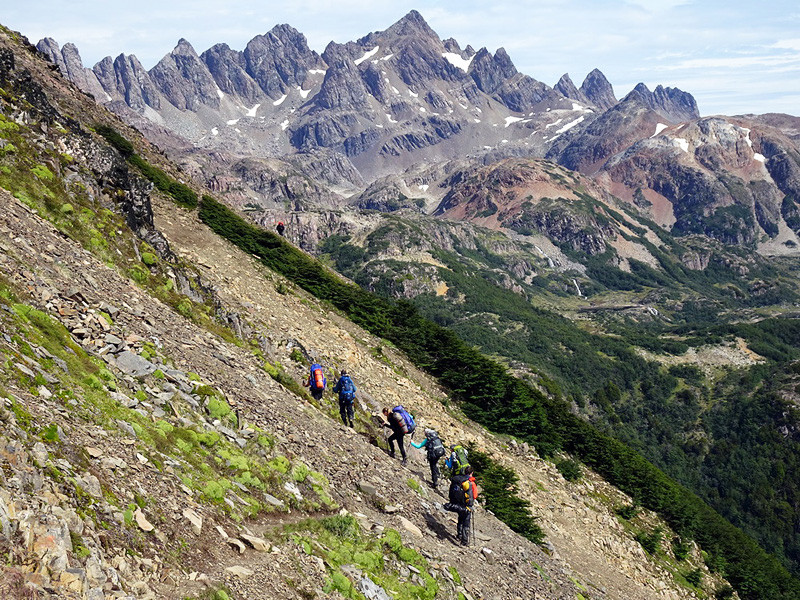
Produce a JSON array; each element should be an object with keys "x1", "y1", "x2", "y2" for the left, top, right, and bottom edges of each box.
[
  {"x1": 392, "y1": 405, "x2": 416, "y2": 435},
  {"x1": 338, "y1": 376, "x2": 356, "y2": 401}
]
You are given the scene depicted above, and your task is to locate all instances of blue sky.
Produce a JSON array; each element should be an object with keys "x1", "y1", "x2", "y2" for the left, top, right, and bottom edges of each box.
[{"x1": 5, "y1": 1, "x2": 800, "y2": 116}]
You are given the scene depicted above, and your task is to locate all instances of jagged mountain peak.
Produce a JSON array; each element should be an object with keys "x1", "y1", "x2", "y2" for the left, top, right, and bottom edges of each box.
[
  {"x1": 442, "y1": 37, "x2": 461, "y2": 53},
  {"x1": 555, "y1": 72, "x2": 583, "y2": 102},
  {"x1": 580, "y1": 68, "x2": 616, "y2": 110},
  {"x1": 172, "y1": 37, "x2": 199, "y2": 55},
  {"x1": 469, "y1": 46, "x2": 518, "y2": 94},
  {"x1": 624, "y1": 82, "x2": 698, "y2": 123},
  {"x1": 383, "y1": 9, "x2": 439, "y2": 39}
]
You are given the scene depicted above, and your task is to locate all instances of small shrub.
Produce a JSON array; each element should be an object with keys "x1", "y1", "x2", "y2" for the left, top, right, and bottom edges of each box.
[
  {"x1": 198, "y1": 431, "x2": 220, "y2": 446},
  {"x1": 30, "y1": 164, "x2": 54, "y2": 180},
  {"x1": 292, "y1": 462, "x2": 311, "y2": 482},
  {"x1": 672, "y1": 536, "x2": 689, "y2": 561},
  {"x1": 177, "y1": 299, "x2": 193, "y2": 318},
  {"x1": 635, "y1": 527, "x2": 662, "y2": 555},
  {"x1": 320, "y1": 514, "x2": 360, "y2": 541},
  {"x1": 685, "y1": 568, "x2": 703, "y2": 587},
  {"x1": 41, "y1": 423, "x2": 60, "y2": 443},
  {"x1": 141, "y1": 252, "x2": 158, "y2": 267},
  {"x1": 268, "y1": 455, "x2": 290, "y2": 474},
  {"x1": 128, "y1": 266, "x2": 149, "y2": 284},
  {"x1": 83, "y1": 374, "x2": 103, "y2": 390},
  {"x1": 555, "y1": 458, "x2": 582, "y2": 482},
  {"x1": 615, "y1": 504, "x2": 638, "y2": 520},
  {"x1": 207, "y1": 397, "x2": 231, "y2": 420},
  {"x1": 289, "y1": 348, "x2": 304, "y2": 363},
  {"x1": 202, "y1": 480, "x2": 230, "y2": 502}
]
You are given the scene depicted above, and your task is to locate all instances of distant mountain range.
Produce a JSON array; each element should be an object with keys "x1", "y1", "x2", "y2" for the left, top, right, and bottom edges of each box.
[{"x1": 37, "y1": 10, "x2": 800, "y2": 263}]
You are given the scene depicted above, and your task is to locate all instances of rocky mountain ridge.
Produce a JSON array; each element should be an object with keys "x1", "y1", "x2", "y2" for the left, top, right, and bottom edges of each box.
[{"x1": 36, "y1": 11, "x2": 680, "y2": 184}]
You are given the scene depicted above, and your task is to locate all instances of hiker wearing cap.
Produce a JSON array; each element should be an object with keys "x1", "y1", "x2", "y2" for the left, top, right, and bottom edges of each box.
[
  {"x1": 333, "y1": 369, "x2": 356, "y2": 428},
  {"x1": 410, "y1": 428, "x2": 446, "y2": 487}
]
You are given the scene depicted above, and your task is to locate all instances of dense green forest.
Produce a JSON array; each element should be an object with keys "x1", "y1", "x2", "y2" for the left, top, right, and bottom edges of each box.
[{"x1": 196, "y1": 192, "x2": 800, "y2": 600}]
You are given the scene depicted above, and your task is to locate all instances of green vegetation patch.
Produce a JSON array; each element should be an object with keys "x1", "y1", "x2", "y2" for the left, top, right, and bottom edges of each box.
[{"x1": 285, "y1": 516, "x2": 440, "y2": 600}]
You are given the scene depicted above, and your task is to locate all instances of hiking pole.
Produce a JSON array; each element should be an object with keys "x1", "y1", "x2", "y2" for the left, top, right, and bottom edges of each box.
[{"x1": 471, "y1": 506, "x2": 476, "y2": 547}]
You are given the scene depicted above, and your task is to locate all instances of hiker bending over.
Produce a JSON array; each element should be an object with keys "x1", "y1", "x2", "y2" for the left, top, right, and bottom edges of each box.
[
  {"x1": 382, "y1": 406, "x2": 408, "y2": 465},
  {"x1": 445, "y1": 444, "x2": 470, "y2": 475},
  {"x1": 333, "y1": 369, "x2": 356, "y2": 428},
  {"x1": 411, "y1": 428, "x2": 446, "y2": 487},
  {"x1": 276, "y1": 221, "x2": 285, "y2": 236},
  {"x1": 304, "y1": 363, "x2": 326, "y2": 401},
  {"x1": 443, "y1": 465, "x2": 478, "y2": 546}
]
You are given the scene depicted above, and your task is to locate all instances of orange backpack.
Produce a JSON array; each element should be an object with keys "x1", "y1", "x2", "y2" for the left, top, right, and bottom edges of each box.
[{"x1": 310, "y1": 364, "x2": 326, "y2": 390}]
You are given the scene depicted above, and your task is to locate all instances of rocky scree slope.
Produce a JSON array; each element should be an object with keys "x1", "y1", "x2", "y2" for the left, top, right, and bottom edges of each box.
[
  {"x1": 0, "y1": 24, "x2": 727, "y2": 600},
  {"x1": 0, "y1": 180, "x2": 722, "y2": 600}
]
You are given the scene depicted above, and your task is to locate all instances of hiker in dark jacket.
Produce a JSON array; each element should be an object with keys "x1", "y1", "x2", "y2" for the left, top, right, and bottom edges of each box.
[
  {"x1": 411, "y1": 428, "x2": 445, "y2": 487},
  {"x1": 443, "y1": 465, "x2": 477, "y2": 545},
  {"x1": 382, "y1": 407, "x2": 407, "y2": 465},
  {"x1": 333, "y1": 369, "x2": 356, "y2": 428}
]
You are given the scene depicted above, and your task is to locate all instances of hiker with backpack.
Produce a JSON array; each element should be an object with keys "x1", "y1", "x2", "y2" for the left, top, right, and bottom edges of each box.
[
  {"x1": 333, "y1": 369, "x2": 356, "y2": 428},
  {"x1": 445, "y1": 444, "x2": 470, "y2": 475},
  {"x1": 410, "y1": 428, "x2": 446, "y2": 487},
  {"x1": 443, "y1": 465, "x2": 478, "y2": 546},
  {"x1": 303, "y1": 363, "x2": 326, "y2": 401},
  {"x1": 382, "y1": 405, "x2": 415, "y2": 466}
]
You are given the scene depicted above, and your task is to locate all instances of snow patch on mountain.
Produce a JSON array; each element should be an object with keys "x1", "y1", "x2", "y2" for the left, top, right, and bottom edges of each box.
[
  {"x1": 354, "y1": 46, "x2": 379, "y2": 65},
  {"x1": 556, "y1": 116, "x2": 585, "y2": 134},
  {"x1": 442, "y1": 52, "x2": 473, "y2": 71},
  {"x1": 672, "y1": 138, "x2": 689, "y2": 152},
  {"x1": 652, "y1": 123, "x2": 669, "y2": 137},
  {"x1": 742, "y1": 127, "x2": 767, "y2": 162}
]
